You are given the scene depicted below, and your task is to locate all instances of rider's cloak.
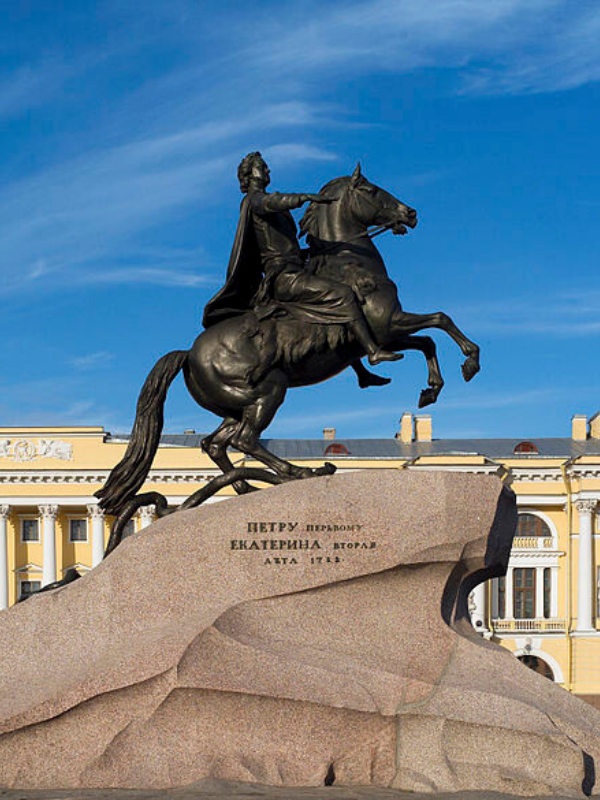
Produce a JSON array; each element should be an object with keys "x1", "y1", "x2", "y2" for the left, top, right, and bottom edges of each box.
[{"x1": 202, "y1": 196, "x2": 263, "y2": 329}]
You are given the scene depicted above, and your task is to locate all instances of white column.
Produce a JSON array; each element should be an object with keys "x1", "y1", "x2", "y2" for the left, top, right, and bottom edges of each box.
[
  {"x1": 551, "y1": 567, "x2": 559, "y2": 618},
  {"x1": 535, "y1": 566, "x2": 545, "y2": 619},
  {"x1": 470, "y1": 583, "x2": 487, "y2": 631},
  {"x1": 491, "y1": 579, "x2": 499, "y2": 618},
  {"x1": 576, "y1": 499, "x2": 596, "y2": 632},
  {"x1": 138, "y1": 504, "x2": 156, "y2": 530},
  {"x1": 0, "y1": 505, "x2": 9, "y2": 611},
  {"x1": 505, "y1": 568, "x2": 514, "y2": 619},
  {"x1": 39, "y1": 504, "x2": 58, "y2": 587},
  {"x1": 87, "y1": 504, "x2": 105, "y2": 568}
]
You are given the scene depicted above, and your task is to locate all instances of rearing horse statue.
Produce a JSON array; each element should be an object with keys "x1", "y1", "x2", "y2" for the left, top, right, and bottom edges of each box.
[{"x1": 95, "y1": 163, "x2": 480, "y2": 553}]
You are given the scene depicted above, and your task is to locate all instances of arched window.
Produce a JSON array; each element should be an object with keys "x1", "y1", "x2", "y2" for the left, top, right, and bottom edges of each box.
[
  {"x1": 514, "y1": 441, "x2": 539, "y2": 454},
  {"x1": 517, "y1": 513, "x2": 551, "y2": 538},
  {"x1": 324, "y1": 443, "x2": 350, "y2": 456},
  {"x1": 517, "y1": 655, "x2": 554, "y2": 681}
]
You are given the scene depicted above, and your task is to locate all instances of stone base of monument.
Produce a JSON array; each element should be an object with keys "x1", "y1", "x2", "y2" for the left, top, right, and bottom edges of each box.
[{"x1": 1, "y1": 471, "x2": 599, "y2": 797}]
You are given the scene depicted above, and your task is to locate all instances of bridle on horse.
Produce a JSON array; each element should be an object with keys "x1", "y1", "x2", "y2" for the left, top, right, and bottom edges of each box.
[{"x1": 310, "y1": 181, "x2": 395, "y2": 255}]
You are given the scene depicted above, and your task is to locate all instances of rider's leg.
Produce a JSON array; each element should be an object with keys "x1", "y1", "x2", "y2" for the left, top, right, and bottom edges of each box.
[
  {"x1": 275, "y1": 270, "x2": 403, "y2": 366},
  {"x1": 202, "y1": 418, "x2": 256, "y2": 494},
  {"x1": 351, "y1": 359, "x2": 392, "y2": 388},
  {"x1": 349, "y1": 314, "x2": 404, "y2": 366}
]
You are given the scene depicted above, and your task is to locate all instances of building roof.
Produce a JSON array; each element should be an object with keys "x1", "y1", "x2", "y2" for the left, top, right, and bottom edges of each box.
[{"x1": 107, "y1": 433, "x2": 600, "y2": 460}]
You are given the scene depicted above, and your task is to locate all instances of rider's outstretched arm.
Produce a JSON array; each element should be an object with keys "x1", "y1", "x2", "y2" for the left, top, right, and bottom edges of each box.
[{"x1": 252, "y1": 192, "x2": 328, "y2": 213}]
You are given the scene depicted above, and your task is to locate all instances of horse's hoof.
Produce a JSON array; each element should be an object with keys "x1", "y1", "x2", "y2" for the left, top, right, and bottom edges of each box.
[
  {"x1": 462, "y1": 356, "x2": 480, "y2": 382},
  {"x1": 418, "y1": 388, "x2": 438, "y2": 408},
  {"x1": 316, "y1": 462, "x2": 337, "y2": 476},
  {"x1": 233, "y1": 480, "x2": 258, "y2": 495}
]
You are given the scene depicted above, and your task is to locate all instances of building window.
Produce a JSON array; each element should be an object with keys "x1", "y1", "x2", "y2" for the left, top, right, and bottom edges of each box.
[
  {"x1": 544, "y1": 568, "x2": 551, "y2": 619},
  {"x1": 517, "y1": 513, "x2": 551, "y2": 538},
  {"x1": 69, "y1": 519, "x2": 88, "y2": 542},
  {"x1": 19, "y1": 580, "x2": 41, "y2": 600},
  {"x1": 514, "y1": 568, "x2": 536, "y2": 619},
  {"x1": 513, "y1": 441, "x2": 539, "y2": 454},
  {"x1": 21, "y1": 519, "x2": 39, "y2": 542},
  {"x1": 517, "y1": 655, "x2": 554, "y2": 681},
  {"x1": 124, "y1": 519, "x2": 135, "y2": 538},
  {"x1": 324, "y1": 443, "x2": 350, "y2": 456},
  {"x1": 497, "y1": 575, "x2": 506, "y2": 619}
]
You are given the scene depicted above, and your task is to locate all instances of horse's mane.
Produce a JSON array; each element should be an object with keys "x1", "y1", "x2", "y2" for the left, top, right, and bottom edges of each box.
[{"x1": 299, "y1": 176, "x2": 349, "y2": 239}]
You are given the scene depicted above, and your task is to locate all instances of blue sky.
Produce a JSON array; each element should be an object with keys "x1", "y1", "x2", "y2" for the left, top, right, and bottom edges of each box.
[{"x1": 2, "y1": 0, "x2": 600, "y2": 440}]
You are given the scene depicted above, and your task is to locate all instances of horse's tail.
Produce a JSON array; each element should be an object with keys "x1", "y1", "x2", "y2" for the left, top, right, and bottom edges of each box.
[{"x1": 95, "y1": 350, "x2": 188, "y2": 515}]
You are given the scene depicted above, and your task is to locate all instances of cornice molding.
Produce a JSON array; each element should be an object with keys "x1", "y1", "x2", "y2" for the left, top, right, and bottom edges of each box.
[
  {"x1": 511, "y1": 467, "x2": 563, "y2": 483},
  {"x1": 568, "y1": 467, "x2": 600, "y2": 479},
  {"x1": 0, "y1": 468, "x2": 221, "y2": 486},
  {"x1": 508, "y1": 552, "x2": 564, "y2": 565}
]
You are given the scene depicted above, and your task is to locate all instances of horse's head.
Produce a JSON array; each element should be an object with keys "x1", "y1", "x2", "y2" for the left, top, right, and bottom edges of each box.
[
  {"x1": 345, "y1": 162, "x2": 418, "y2": 235},
  {"x1": 300, "y1": 163, "x2": 417, "y2": 241}
]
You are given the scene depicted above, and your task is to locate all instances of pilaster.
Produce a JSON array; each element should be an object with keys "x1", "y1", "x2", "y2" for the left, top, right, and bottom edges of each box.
[
  {"x1": 575, "y1": 499, "x2": 596, "y2": 632},
  {"x1": 39, "y1": 504, "x2": 58, "y2": 587},
  {"x1": 87, "y1": 504, "x2": 106, "y2": 568},
  {"x1": 0, "y1": 506, "x2": 9, "y2": 611}
]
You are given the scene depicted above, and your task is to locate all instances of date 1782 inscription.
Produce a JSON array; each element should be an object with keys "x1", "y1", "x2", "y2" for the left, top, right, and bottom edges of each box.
[{"x1": 230, "y1": 521, "x2": 377, "y2": 566}]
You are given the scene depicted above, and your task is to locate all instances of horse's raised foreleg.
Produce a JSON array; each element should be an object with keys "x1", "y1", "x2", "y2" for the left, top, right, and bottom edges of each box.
[
  {"x1": 202, "y1": 417, "x2": 257, "y2": 495},
  {"x1": 389, "y1": 334, "x2": 445, "y2": 408},
  {"x1": 229, "y1": 370, "x2": 335, "y2": 480},
  {"x1": 391, "y1": 311, "x2": 480, "y2": 382}
]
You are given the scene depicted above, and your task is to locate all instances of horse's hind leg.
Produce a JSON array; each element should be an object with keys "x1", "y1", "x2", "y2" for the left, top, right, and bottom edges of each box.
[
  {"x1": 230, "y1": 370, "x2": 334, "y2": 480},
  {"x1": 202, "y1": 418, "x2": 256, "y2": 494},
  {"x1": 391, "y1": 310, "x2": 480, "y2": 382},
  {"x1": 390, "y1": 334, "x2": 444, "y2": 408}
]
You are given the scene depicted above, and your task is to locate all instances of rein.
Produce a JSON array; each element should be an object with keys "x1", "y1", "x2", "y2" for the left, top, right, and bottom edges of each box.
[{"x1": 311, "y1": 222, "x2": 393, "y2": 255}]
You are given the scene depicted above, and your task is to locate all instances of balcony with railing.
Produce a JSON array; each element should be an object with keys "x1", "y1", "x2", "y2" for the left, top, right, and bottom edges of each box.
[
  {"x1": 491, "y1": 618, "x2": 566, "y2": 633},
  {"x1": 512, "y1": 535, "x2": 554, "y2": 549}
]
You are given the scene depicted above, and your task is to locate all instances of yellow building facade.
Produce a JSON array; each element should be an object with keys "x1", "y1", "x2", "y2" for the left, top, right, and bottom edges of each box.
[{"x1": 1, "y1": 413, "x2": 600, "y2": 704}]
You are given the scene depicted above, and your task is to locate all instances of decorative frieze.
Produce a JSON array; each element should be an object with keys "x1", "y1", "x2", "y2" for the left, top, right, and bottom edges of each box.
[{"x1": 0, "y1": 439, "x2": 72, "y2": 462}]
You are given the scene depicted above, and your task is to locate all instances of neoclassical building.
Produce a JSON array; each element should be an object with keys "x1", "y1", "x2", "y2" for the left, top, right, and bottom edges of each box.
[{"x1": 1, "y1": 411, "x2": 600, "y2": 704}]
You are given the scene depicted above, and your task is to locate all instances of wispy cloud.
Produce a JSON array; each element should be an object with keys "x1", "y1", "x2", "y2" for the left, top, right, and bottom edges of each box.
[
  {"x1": 238, "y1": 0, "x2": 600, "y2": 96},
  {"x1": 439, "y1": 386, "x2": 574, "y2": 411},
  {"x1": 272, "y1": 404, "x2": 399, "y2": 435},
  {"x1": 0, "y1": 63, "x2": 67, "y2": 119},
  {"x1": 270, "y1": 385, "x2": 576, "y2": 436},
  {"x1": 0, "y1": 102, "x2": 334, "y2": 295},
  {"x1": 0, "y1": 377, "x2": 114, "y2": 427},
  {"x1": 69, "y1": 351, "x2": 115, "y2": 370},
  {"x1": 456, "y1": 288, "x2": 600, "y2": 336},
  {"x1": 2, "y1": 0, "x2": 598, "y2": 301}
]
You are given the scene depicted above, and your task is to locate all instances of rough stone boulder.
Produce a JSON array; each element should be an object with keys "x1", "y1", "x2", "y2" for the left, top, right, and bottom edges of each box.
[{"x1": 0, "y1": 470, "x2": 599, "y2": 796}]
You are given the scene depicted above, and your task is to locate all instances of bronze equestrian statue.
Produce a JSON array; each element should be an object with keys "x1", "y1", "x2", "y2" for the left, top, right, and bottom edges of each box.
[{"x1": 93, "y1": 154, "x2": 481, "y2": 557}]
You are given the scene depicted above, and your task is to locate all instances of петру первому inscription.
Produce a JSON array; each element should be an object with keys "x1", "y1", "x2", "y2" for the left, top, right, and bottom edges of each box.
[{"x1": 230, "y1": 521, "x2": 377, "y2": 566}]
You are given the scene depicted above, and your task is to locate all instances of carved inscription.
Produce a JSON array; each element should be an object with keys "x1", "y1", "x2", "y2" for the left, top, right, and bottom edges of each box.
[{"x1": 230, "y1": 520, "x2": 377, "y2": 566}]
